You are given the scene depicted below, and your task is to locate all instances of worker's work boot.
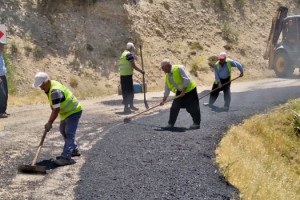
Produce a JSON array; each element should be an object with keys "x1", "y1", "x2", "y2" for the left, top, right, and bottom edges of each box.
[
  {"x1": 124, "y1": 106, "x2": 131, "y2": 114},
  {"x1": 223, "y1": 106, "x2": 229, "y2": 111},
  {"x1": 54, "y1": 157, "x2": 75, "y2": 166},
  {"x1": 56, "y1": 149, "x2": 81, "y2": 160},
  {"x1": 162, "y1": 123, "x2": 174, "y2": 130},
  {"x1": 72, "y1": 149, "x2": 81, "y2": 157},
  {"x1": 189, "y1": 123, "x2": 200, "y2": 130},
  {"x1": 130, "y1": 105, "x2": 139, "y2": 111},
  {"x1": 0, "y1": 113, "x2": 8, "y2": 118}
]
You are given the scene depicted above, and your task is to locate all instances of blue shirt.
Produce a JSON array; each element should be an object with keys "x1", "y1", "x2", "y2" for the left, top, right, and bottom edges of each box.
[
  {"x1": 214, "y1": 59, "x2": 243, "y2": 82},
  {"x1": 0, "y1": 53, "x2": 6, "y2": 76}
]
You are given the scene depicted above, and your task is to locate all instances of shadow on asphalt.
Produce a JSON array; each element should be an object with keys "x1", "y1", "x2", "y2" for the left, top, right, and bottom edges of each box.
[{"x1": 154, "y1": 126, "x2": 188, "y2": 132}]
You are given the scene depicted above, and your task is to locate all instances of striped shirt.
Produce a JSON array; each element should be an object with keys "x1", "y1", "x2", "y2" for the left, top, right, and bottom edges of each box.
[
  {"x1": 0, "y1": 53, "x2": 7, "y2": 76},
  {"x1": 46, "y1": 89, "x2": 65, "y2": 109}
]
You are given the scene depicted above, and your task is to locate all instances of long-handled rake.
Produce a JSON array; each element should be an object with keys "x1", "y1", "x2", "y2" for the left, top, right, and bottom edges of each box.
[{"x1": 18, "y1": 129, "x2": 48, "y2": 174}]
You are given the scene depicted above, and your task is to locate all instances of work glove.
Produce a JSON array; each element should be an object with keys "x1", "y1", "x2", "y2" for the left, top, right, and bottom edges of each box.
[
  {"x1": 140, "y1": 70, "x2": 145, "y2": 75},
  {"x1": 44, "y1": 122, "x2": 52, "y2": 132}
]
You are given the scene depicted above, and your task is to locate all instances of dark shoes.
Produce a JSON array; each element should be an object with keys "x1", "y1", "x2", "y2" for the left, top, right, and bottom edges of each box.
[
  {"x1": 189, "y1": 123, "x2": 200, "y2": 129},
  {"x1": 124, "y1": 107, "x2": 131, "y2": 114},
  {"x1": 130, "y1": 106, "x2": 139, "y2": 111},
  {"x1": 54, "y1": 157, "x2": 75, "y2": 166},
  {"x1": 223, "y1": 106, "x2": 229, "y2": 111},
  {"x1": 56, "y1": 149, "x2": 81, "y2": 160},
  {"x1": 0, "y1": 113, "x2": 8, "y2": 118},
  {"x1": 162, "y1": 123, "x2": 174, "y2": 130}
]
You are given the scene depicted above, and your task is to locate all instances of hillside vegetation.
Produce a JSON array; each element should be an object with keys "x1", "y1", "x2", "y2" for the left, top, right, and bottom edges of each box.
[
  {"x1": 216, "y1": 99, "x2": 300, "y2": 199},
  {"x1": 1, "y1": 0, "x2": 300, "y2": 102}
]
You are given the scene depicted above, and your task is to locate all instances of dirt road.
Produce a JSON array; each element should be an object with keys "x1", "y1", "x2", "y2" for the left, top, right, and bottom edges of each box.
[{"x1": 1, "y1": 78, "x2": 300, "y2": 199}]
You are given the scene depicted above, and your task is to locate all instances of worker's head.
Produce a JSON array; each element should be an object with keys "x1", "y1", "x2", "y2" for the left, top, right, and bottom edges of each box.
[
  {"x1": 32, "y1": 72, "x2": 51, "y2": 92},
  {"x1": 126, "y1": 42, "x2": 135, "y2": 51},
  {"x1": 218, "y1": 52, "x2": 226, "y2": 64},
  {"x1": 161, "y1": 59, "x2": 172, "y2": 73}
]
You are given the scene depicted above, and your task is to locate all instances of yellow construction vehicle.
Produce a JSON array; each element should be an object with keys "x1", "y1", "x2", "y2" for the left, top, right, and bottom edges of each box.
[{"x1": 264, "y1": 6, "x2": 300, "y2": 77}]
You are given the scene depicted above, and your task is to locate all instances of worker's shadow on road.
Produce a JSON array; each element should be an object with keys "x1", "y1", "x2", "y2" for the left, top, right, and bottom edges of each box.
[
  {"x1": 35, "y1": 158, "x2": 76, "y2": 171},
  {"x1": 154, "y1": 127, "x2": 188, "y2": 132}
]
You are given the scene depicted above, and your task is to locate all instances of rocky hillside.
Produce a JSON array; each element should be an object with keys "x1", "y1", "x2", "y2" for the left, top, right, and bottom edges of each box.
[{"x1": 1, "y1": 0, "x2": 300, "y2": 98}]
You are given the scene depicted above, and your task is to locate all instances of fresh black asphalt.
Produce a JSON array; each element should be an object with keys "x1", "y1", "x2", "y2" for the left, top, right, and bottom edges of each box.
[{"x1": 76, "y1": 84, "x2": 300, "y2": 200}]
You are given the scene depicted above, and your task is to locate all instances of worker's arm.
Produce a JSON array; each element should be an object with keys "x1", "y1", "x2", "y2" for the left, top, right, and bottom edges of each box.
[
  {"x1": 130, "y1": 60, "x2": 145, "y2": 74},
  {"x1": 160, "y1": 82, "x2": 170, "y2": 105},
  {"x1": 44, "y1": 89, "x2": 64, "y2": 132},
  {"x1": 178, "y1": 65, "x2": 191, "y2": 96},
  {"x1": 230, "y1": 60, "x2": 244, "y2": 77},
  {"x1": 127, "y1": 53, "x2": 145, "y2": 74}
]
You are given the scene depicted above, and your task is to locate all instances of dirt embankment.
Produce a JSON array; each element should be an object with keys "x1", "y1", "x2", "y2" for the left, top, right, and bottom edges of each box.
[{"x1": 2, "y1": 0, "x2": 300, "y2": 98}]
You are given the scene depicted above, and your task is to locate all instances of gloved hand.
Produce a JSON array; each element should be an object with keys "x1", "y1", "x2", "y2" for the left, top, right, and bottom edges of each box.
[
  {"x1": 44, "y1": 122, "x2": 52, "y2": 132},
  {"x1": 140, "y1": 70, "x2": 145, "y2": 75}
]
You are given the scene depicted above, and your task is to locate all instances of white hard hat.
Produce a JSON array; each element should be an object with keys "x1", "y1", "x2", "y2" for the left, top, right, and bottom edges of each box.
[
  {"x1": 126, "y1": 42, "x2": 135, "y2": 50},
  {"x1": 32, "y1": 72, "x2": 49, "y2": 88}
]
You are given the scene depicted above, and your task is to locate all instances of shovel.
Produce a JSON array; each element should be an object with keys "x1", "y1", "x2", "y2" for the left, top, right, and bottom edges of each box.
[
  {"x1": 124, "y1": 95, "x2": 181, "y2": 123},
  {"x1": 140, "y1": 44, "x2": 149, "y2": 109},
  {"x1": 18, "y1": 129, "x2": 48, "y2": 174}
]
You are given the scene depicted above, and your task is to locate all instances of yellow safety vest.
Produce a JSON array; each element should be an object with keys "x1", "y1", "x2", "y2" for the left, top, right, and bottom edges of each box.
[
  {"x1": 48, "y1": 80, "x2": 82, "y2": 120},
  {"x1": 166, "y1": 65, "x2": 197, "y2": 94},
  {"x1": 215, "y1": 59, "x2": 232, "y2": 83},
  {"x1": 119, "y1": 50, "x2": 133, "y2": 76}
]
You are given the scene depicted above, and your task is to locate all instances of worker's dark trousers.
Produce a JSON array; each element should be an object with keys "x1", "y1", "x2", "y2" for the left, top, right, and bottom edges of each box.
[
  {"x1": 0, "y1": 75, "x2": 8, "y2": 114},
  {"x1": 120, "y1": 75, "x2": 134, "y2": 108},
  {"x1": 209, "y1": 77, "x2": 231, "y2": 108},
  {"x1": 168, "y1": 88, "x2": 201, "y2": 126}
]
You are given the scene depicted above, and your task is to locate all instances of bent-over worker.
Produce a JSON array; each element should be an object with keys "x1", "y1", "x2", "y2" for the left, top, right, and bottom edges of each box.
[
  {"x1": 32, "y1": 72, "x2": 82, "y2": 166},
  {"x1": 160, "y1": 59, "x2": 201, "y2": 130}
]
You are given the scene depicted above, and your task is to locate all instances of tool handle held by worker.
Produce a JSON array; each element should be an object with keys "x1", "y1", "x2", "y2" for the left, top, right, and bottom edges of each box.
[
  {"x1": 199, "y1": 76, "x2": 241, "y2": 100},
  {"x1": 31, "y1": 129, "x2": 48, "y2": 166},
  {"x1": 124, "y1": 95, "x2": 181, "y2": 122}
]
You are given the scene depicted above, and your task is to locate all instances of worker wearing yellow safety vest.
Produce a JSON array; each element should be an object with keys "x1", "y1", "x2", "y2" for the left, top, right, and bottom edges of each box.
[
  {"x1": 32, "y1": 72, "x2": 82, "y2": 166},
  {"x1": 160, "y1": 59, "x2": 201, "y2": 130},
  {"x1": 119, "y1": 42, "x2": 145, "y2": 114},
  {"x1": 206, "y1": 52, "x2": 244, "y2": 111}
]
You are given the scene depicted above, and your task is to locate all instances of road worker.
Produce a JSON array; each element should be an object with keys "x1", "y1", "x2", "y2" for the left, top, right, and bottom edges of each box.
[
  {"x1": 32, "y1": 72, "x2": 82, "y2": 166},
  {"x1": 160, "y1": 59, "x2": 201, "y2": 130},
  {"x1": 206, "y1": 52, "x2": 244, "y2": 111},
  {"x1": 119, "y1": 42, "x2": 145, "y2": 114}
]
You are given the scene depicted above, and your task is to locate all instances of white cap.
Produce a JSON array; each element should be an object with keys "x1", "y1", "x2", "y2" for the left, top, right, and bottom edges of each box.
[
  {"x1": 32, "y1": 72, "x2": 49, "y2": 88},
  {"x1": 0, "y1": 40, "x2": 6, "y2": 45},
  {"x1": 126, "y1": 42, "x2": 135, "y2": 50},
  {"x1": 218, "y1": 52, "x2": 226, "y2": 60}
]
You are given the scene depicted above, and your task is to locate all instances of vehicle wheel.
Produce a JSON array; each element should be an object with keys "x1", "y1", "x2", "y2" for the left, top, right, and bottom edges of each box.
[{"x1": 274, "y1": 52, "x2": 294, "y2": 77}]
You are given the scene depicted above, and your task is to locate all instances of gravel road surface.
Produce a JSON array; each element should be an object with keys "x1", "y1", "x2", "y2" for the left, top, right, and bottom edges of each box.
[{"x1": 1, "y1": 78, "x2": 300, "y2": 200}]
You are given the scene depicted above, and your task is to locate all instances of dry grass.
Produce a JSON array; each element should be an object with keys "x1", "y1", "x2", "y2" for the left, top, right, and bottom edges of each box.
[{"x1": 216, "y1": 100, "x2": 300, "y2": 200}]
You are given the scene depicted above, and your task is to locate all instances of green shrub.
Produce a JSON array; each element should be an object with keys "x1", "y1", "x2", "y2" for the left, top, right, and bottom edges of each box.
[
  {"x1": 86, "y1": 44, "x2": 94, "y2": 52},
  {"x1": 69, "y1": 77, "x2": 79, "y2": 88},
  {"x1": 33, "y1": 46, "x2": 44, "y2": 59},
  {"x1": 190, "y1": 55, "x2": 209, "y2": 76},
  {"x1": 190, "y1": 42, "x2": 204, "y2": 50},
  {"x1": 222, "y1": 22, "x2": 239, "y2": 43},
  {"x1": 3, "y1": 51, "x2": 16, "y2": 94}
]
